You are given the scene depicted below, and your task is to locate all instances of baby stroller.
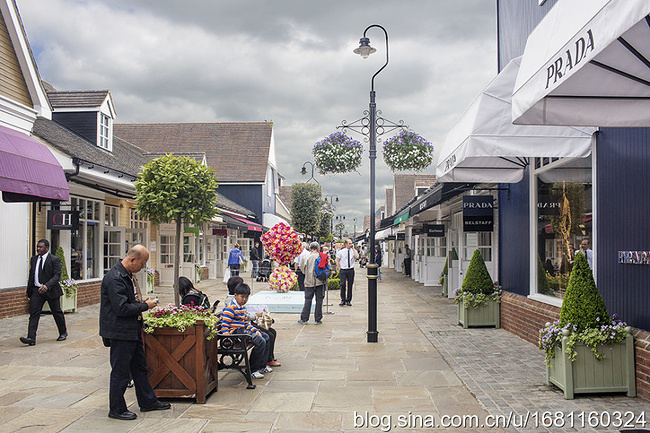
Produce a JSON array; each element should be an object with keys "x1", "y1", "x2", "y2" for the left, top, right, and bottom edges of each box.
[{"x1": 257, "y1": 258, "x2": 272, "y2": 282}]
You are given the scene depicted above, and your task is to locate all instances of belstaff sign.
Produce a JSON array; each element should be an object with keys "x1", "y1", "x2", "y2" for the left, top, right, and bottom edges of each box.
[
  {"x1": 47, "y1": 210, "x2": 80, "y2": 230},
  {"x1": 463, "y1": 196, "x2": 493, "y2": 232}
]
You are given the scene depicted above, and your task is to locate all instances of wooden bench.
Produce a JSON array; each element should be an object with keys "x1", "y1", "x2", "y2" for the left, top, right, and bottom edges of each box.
[{"x1": 215, "y1": 333, "x2": 256, "y2": 389}]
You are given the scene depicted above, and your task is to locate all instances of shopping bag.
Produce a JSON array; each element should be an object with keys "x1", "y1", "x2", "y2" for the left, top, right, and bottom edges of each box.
[{"x1": 223, "y1": 267, "x2": 231, "y2": 283}]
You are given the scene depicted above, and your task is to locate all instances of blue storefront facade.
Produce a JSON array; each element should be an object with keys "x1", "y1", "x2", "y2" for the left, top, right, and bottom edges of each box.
[{"x1": 496, "y1": 0, "x2": 650, "y2": 400}]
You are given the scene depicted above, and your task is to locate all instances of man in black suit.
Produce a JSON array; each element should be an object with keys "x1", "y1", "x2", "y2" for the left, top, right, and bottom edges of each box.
[
  {"x1": 20, "y1": 239, "x2": 67, "y2": 346},
  {"x1": 100, "y1": 244, "x2": 170, "y2": 420}
]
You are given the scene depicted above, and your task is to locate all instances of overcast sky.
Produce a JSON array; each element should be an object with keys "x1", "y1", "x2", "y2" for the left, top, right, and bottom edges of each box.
[{"x1": 18, "y1": 0, "x2": 497, "y2": 233}]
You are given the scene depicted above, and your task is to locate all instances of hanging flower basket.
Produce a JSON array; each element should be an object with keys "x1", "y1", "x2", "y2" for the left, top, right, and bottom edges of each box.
[
  {"x1": 382, "y1": 130, "x2": 433, "y2": 172},
  {"x1": 313, "y1": 132, "x2": 363, "y2": 174}
]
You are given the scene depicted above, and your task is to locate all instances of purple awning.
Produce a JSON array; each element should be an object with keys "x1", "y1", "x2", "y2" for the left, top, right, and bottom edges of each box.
[{"x1": 0, "y1": 125, "x2": 69, "y2": 202}]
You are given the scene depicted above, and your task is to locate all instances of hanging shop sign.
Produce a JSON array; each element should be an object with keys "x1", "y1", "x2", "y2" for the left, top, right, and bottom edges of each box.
[
  {"x1": 46, "y1": 210, "x2": 79, "y2": 230},
  {"x1": 212, "y1": 228, "x2": 227, "y2": 237},
  {"x1": 243, "y1": 231, "x2": 258, "y2": 239},
  {"x1": 463, "y1": 196, "x2": 493, "y2": 232},
  {"x1": 396, "y1": 233, "x2": 406, "y2": 241},
  {"x1": 184, "y1": 227, "x2": 200, "y2": 235},
  {"x1": 394, "y1": 210, "x2": 410, "y2": 225},
  {"x1": 386, "y1": 235, "x2": 396, "y2": 240},
  {"x1": 412, "y1": 226, "x2": 425, "y2": 235},
  {"x1": 426, "y1": 224, "x2": 445, "y2": 237},
  {"x1": 618, "y1": 251, "x2": 650, "y2": 265}
]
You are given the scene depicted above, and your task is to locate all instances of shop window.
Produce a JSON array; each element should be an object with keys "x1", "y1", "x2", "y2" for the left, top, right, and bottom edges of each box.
[
  {"x1": 534, "y1": 157, "x2": 592, "y2": 299},
  {"x1": 435, "y1": 236, "x2": 447, "y2": 258},
  {"x1": 160, "y1": 235, "x2": 174, "y2": 264},
  {"x1": 104, "y1": 205, "x2": 119, "y2": 226},
  {"x1": 464, "y1": 232, "x2": 492, "y2": 262},
  {"x1": 130, "y1": 208, "x2": 148, "y2": 230},
  {"x1": 70, "y1": 197, "x2": 101, "y2": 280}
]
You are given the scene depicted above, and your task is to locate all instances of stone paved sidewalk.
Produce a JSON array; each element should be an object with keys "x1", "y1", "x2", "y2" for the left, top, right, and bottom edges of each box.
[{"x1": 0, "y1": 268, "x2": 648, "y2": 432}]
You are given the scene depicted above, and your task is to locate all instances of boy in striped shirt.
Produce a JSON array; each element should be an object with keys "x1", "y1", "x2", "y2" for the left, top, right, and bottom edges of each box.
[{"x1": 220, "y1": 283, "x2": 271, "y2": 379}]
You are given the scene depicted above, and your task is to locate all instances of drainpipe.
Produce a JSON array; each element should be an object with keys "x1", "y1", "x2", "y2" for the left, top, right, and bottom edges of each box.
[{"x1": 66, "y1": 157, "x2": 80, "y2": 181}]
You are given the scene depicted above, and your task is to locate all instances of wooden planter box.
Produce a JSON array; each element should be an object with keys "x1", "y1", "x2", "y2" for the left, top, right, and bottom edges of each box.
[
  {"x1": 43, "y1": 293, "x2": 77, "y2": 313},
  {"x1": 457, "y1": 298, "x2": 500, "y2": 329},
  {"x1": 547, "y1": 333, "x2": 636, "y2": 399},
  {"x1": 441, "y1": 276, "x2": 448, "y2": 297},
  {"x1": 143, "y1": 320, "x2": 218, "y2": 403}
]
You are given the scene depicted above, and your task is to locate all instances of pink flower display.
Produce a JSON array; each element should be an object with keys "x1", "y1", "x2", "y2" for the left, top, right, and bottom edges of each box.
[
  {"x1": 268, "y1": 265, "x2": 298, "y2": 293},
  {"x1": 261, "y1": 223, "x2": 303, "y2": 292}
]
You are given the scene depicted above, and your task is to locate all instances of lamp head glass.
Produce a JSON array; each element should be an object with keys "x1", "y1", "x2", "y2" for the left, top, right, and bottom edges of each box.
[{"x1": 353, "y1": 37, "x2": 376, "y2": 59}]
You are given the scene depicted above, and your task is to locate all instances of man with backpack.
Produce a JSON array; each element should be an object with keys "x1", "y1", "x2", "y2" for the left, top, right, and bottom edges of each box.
[{"x1": 297, "y1": 242, "x2": 329, "y2": 325}]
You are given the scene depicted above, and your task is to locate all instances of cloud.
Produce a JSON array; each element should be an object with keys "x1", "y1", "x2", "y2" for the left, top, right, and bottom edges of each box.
[{"x1": 17, "y1": 0, "x2": 496, "y2": 231}]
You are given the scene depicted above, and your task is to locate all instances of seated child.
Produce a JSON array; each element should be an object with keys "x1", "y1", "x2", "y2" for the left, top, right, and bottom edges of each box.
[
  {"x1": 220, "y1": 282, "x2": 272, "y2": 379},
  {"x1": 226, "y1": 276, "x2": 281, "y2": 367},
  {"x1": 178, "y1": 276, "x2": 212, "y2": 310}
]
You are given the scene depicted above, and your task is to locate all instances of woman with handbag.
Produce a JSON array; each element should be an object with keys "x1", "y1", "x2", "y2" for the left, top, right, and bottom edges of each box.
[{"x1": 227, "y1": 243, "x2": 244, "y2": 277}]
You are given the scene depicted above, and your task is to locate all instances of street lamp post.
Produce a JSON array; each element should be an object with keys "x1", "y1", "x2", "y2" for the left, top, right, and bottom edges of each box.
[
  {"x1": 337, "y1": 25, "x2": 406, "y2": 342},
  {"x1": 335, "y1": 214, "x2": 346, "y2": 240},
  {"x1": 300, "y1": 161, "x2": 319, "y2": 184},
  {"x1": 353, "y1": 217, "x2": 357, "y2": 242}
]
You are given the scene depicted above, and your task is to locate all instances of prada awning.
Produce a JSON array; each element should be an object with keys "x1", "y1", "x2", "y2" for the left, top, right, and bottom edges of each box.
[
  {"x1": 512, "y1": 0, "x2": 650, "y2": 126},
  {"x1": 0, "y1": 125, "x2": 69, "y2": 202},
  {"x1": 437, "y1": 57, "x2": 596, "y2": 183}
]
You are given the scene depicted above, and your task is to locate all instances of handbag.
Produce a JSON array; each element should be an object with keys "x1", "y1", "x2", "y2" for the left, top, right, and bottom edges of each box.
[
  {"x1": 223, "y1": 267, "x2": 231, "y2": 283},
  {"x1": 257, "y1": 308, "x2": 273, "y2": 330}
]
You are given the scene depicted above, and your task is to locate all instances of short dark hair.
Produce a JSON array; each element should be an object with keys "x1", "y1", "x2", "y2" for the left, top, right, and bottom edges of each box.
[
  {"x1": 37, "y1": 239, "x2": 49, "y2": 248},
  {"x1": 227, "y1": 276, "x2": 244, "y2": 295},
  {"x1": 234, "y1": 283, "x2": 250, "y2": 296},
  {"x1": 178, "y1": 276, "x2": 194, "y2": 298}
]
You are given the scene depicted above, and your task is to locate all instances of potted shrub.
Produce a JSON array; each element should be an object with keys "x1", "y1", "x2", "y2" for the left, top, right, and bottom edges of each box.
[
  {"x1": 143, "y1": 304, "x2": 220, "y2": 403},
  {"x1": 455, "y1": 249, "x2": 500, "y2": 328},
  {"x1": 43, "y1": 246, "x2": 77, "y2": 313},
  {"x1": 146, "y1": 267, "x2": 156, "y2": 294},
  {"x1": 538, "y1": 253, "x2": 635, "y2": 399}
]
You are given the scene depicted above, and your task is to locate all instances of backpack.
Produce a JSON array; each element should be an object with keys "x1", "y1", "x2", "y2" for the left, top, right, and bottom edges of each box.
[{"x1": 314, "y1": 256, "x2": 331, "y2": 283}]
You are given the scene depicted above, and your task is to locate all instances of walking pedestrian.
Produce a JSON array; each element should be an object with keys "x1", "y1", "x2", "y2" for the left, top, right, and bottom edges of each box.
[
  {"x1": 336, "y1": 238, "x2": 359, "y2": 306},
  {"x1": 20, "y1": 239, "x2": 67, "y2": 346},
  {"x1": 298, "y1": 242, "x2": 327, "y2": 324},
  {"x1": 250, "y1": 241, "x2": 261, "y2": 278},
  {"x1": 228, "y1": 243, "x2": 244, "y2": 277}
]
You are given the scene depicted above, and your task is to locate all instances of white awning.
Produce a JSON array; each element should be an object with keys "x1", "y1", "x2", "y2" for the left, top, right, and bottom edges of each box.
[
  {"x1": 375, "y1": 227, "x2": 392, "y2": 241},
  {"x1": 512, "y1": 0, "x2": 650, "y2": 126},
  {"x1": 437, "y1": 57, "x2": 596, "y2": 183},
  {"x1": 263, "y1": 212, "x2": 290, "y2": 230}
]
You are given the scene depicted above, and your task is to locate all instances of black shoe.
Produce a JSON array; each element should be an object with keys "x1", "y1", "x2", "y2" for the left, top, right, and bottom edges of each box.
[
  {"x1": 57, "y1": 332, "x2": 68, "y2": 341},
  {"x1": 108, "y1": 410, "x2": 137, "y2": 420},
  {"x1": 339, "y1": 301, "x2": 346, "y2": 306},
  {"x1": 20, "y1": 337, "x2": 35, "y2": 346},
  {"x1": 140, "y1": 401, "x2": 171, "y2": 412},
  {"x1": 345, "y1": 301, "x2": 352, "y2": 306},
  {"x1": 126, "y1": 380, "x2": 134, "y2": 388}
]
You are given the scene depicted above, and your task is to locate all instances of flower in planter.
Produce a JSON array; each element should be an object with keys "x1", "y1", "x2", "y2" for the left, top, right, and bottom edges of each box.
[
  {"x1": 144, "y1": 303, "x2": 220, "y2": 340},
  {"x1": 313, "y1": 132, "x2": 363, "y2": 174},
  {"x1": 382, "y1": 130, "x2": 433, "y2": 172},
  {"x1": 454, "y1": 249, "x2": 500, "y2": 308},
  {"x1": 538, "y1": 253, "x2": 629, "y2": 364},
  {"x1": 60, "y1": 278, "x2": 78, "y2": 297}
]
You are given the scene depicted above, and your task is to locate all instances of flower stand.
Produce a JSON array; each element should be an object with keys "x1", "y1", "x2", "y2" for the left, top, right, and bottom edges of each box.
[
  {"x1": 547, "y1": 333, "x2": 636, "y2": 399},
  {"x1": 143, "y1": 319, "x2": 218, "y2": 403},
  {"x1": 457, "y1": 298, "x2": 500, "y2": 329}
]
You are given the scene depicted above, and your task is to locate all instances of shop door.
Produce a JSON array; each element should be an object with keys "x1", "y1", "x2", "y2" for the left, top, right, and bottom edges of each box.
[
  {"x1": 206, "y1": 236, "x2": 218, "y2": 279},
  {"x1": 127, "y1": 228, "x2": 147, "y2": 289},
  {"x1": 104, "y1": 227, "x2": 125, "y2": 276},
  {"x1": 414, "y1": 235, "x2": 422, "y2": 283},
  {"x1": 182, "y1": 234, "x2": 196, "y2": 281},
  {"x1": 448, "y1": 212, "x2": 462, "y2": 297},
  {"x1": 158, "y1": 234, "x2": 175, "y2": 286}
]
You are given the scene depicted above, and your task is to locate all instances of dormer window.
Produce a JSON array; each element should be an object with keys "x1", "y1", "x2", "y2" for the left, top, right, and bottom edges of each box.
[{"x1": 98, "y1": 113, "x2": 112, "y2": 151}]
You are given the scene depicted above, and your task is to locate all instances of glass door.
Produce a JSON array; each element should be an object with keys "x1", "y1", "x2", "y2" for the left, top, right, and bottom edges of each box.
[{"x1": 103, "y1": 227, "x2": 125, "y2": 275}]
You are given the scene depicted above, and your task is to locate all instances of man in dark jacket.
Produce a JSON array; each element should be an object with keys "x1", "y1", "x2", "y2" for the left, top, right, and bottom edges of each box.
[
  {"x1": 20, "y1": 239, "x2": 67, "y2": 346},
  {"x1": 100, "y1": 244, "x2": 170, "y2": 420},
  {"x1": 250, "y1": 241, "x2": 261, "y2": 278}
]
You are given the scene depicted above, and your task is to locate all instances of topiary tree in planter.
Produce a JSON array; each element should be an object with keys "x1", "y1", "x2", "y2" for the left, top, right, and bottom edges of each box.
[
  {"x1": 455, "y1": 249, "x2": 500, "y2": 328},
  {"x1": 538, "y1": 252, "x2": 635, "y2": 399}
]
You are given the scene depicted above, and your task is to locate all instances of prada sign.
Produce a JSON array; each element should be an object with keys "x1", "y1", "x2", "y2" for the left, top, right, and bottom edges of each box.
[
  {"x1": 546, "y1": 29, "x2": 594, "y2": 90},
  {"x1": 463, "y1": 196, "x2": 493, "y2": 232},
  {"x1": 47, "y1": 210, "x2": 79, "y2": 230},
  {"x1": 537, "y1": 195, "x2": 562, "y2": 216}
]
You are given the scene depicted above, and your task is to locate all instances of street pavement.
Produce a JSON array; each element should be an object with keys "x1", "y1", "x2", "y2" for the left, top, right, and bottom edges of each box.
[{"x1": 0, "y1": 267, "x2": 648, "y2": 432}]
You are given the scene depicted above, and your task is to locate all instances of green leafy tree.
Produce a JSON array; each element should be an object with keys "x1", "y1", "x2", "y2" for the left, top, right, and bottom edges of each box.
[
  {"x1": 462, "y1": 249, "x2": 493, "y2": 295},
  {"x1": 290, "y1": 183, "x2": 322, "y2": 235},
  {"x1": 317, "y1": 207, "x2": 333, "y2": 239},
  {"x1": 334, "y1": 222, "x2": 345, "y2": 240},
  {"x1": 135, "y1": 154, "x2": 219, "y2": 304},
  {"x1": 559, "y1": 252, "x2": 609, "y2": 332}
]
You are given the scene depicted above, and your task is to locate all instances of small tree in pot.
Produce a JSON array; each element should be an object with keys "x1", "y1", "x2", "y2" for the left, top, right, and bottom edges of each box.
[
  {"x1": 538, "y1": 252, "x2": 635, "y2": 399},
  {"x1": 455, "y1": 249, "x2": 500, "y2": 328}
]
